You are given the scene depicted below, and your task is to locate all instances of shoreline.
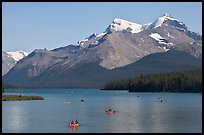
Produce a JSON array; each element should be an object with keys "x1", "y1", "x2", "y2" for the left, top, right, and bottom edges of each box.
[{"x1": 2, "y1": 95, "x2": 44, "y2": 101}]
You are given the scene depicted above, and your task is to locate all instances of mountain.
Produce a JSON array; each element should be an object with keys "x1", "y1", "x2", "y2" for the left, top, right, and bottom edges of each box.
[
  {"x1": 3, "y1": 13, "x2": 202, "y2": 88},
  {"x1": 4, "y1": 49, "x2": 201, "y2": 88},
  {"x1": 2, "y1": 50, "x2": 28, "y2": 76}
]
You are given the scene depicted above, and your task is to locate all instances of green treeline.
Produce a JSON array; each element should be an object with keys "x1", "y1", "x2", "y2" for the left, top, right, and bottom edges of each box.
[{"x1": 102, "y1": 69, "x2": 202, "y2": 92}]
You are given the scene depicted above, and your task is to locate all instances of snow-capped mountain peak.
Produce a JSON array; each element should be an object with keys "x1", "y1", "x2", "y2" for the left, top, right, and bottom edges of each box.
[
  {"x1": 162, "y1": 13, "x2": 175, "y2": 19},
  {"x1": 161, "y1": 13, "x2": 179, "y2": 22},
  {"x1": 6, "y1": 50, "x2": 28, "y2": 61},
  {"x1": 105, "y1": 18, "x2": 143, "y2": 34},
  {"x1": 151, "y1": 13, "x2": 179, "y2": 29},
  {"x1": 2, "y1": 50, "x2": 28, "y2": 76}
]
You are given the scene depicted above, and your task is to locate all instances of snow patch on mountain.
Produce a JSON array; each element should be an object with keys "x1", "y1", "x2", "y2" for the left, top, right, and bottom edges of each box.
[
  {"x1": 149, "y1": 33, "x2": 174, "y2": 51},
  {"x1": 142, "y1": 22, "x2": 152, "y2": 30},
  {"x1": 149, "y1": 33, "x2": 171, "y2": 45},
  {"x1": 107, "y1": 18, "x2": 143, "y2": 33},
  {"x1": 77, "y1": 39, "x2": 88, "y2": 46},
  {"x1": 171, "y1": 25, "x2": 188, "y2": 32},
  {"x1": 6, "y1": 50, "x2": 28, "y2": 61},
  {"x1": 167, "y1": 32, "x2": 174, "y2": 38},
  {"x1": 163, "y1": 47, "x2": 170, "y2": 51},
  {"x1": 96, "y1": 32, "x2": 107, "y2": 37},
  {"x1": 77, "y1": 32, "x2": 106, "y2": 47},
  {"x1": 149, "y1": 33, "x2": 163, "y2": 41}
]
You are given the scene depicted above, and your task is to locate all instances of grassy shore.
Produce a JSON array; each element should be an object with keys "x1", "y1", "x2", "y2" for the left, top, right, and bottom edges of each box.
[{"x1": 2, "y1": 95, "x2": 44, "y2": 101}]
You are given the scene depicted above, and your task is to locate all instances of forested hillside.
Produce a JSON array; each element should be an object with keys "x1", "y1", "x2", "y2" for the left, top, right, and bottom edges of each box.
[{"x1": 102, "y1": 68, "x2": 202, "y2": 92}]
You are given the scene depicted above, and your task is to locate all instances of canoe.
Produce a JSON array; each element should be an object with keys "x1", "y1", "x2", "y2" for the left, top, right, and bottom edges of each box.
[
  {"x1": 65, "y1": 100, "x2": 71, "y2": 104},
  {"x1": 108, "y1": 111, "x2": 113, "y2": 115},
  {"x1": 68, "y1": 124, "x2": 79, "y2": 128}
]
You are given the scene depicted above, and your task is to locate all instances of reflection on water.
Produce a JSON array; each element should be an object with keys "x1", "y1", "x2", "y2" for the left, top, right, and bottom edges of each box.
[
  {"x1": 68, "y1": 126, "x2": 78, "y2": 132},
  {"x1": 6, "y1": 102, "x2": 28, "y2": 132},
  {"x1": 2, "y1": 89, "x2": 202, "y2": 133}
]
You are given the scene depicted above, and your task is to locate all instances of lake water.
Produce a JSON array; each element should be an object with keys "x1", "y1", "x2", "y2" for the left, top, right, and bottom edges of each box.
[{"x1": 2, "y1": 89, "x2": 202, "y2": 133}]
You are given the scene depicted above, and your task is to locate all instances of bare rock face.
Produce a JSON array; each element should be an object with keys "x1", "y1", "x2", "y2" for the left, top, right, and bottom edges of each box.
[{"x1": 3, "y1": 13, "x2": 202, "y2": 87}]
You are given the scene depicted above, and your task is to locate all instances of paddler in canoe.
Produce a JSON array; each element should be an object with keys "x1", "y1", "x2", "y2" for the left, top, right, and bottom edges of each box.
[
  {"x1": 68, "y1": 119, "x2": 79, "y2": 128},
  {"x1": 106, "y1": 108, "x2": 116, "y2": 114}
]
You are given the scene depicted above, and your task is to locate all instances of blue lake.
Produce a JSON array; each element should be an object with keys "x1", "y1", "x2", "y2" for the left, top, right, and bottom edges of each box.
[{"x1": 2, "y1": 89, "x2": 202, "y2": 133}]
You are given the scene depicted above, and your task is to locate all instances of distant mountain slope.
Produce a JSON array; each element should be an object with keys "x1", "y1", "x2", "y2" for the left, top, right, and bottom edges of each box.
[
  {"x1": 5, "y1": 49, "x2": 201, "y2": 88},
  {"x1": 2, "y1": 50, "x2": 28, "y2": 76},
  {"x1": 110, "y1": 48, "x2": 202, "y2": 81},
  {"x1": 3, "y1": 13, "x2": 202, "y2": 88}
]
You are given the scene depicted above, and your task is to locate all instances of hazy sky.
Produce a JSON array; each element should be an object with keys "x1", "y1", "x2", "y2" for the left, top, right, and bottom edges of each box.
[{"x1": 2, "y1": 2, "x2": 202, "y2": 53}]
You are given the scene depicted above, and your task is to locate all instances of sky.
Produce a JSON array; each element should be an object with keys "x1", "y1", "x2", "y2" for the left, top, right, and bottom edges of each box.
[{"x1": 2, "y1": 2, "x2": 202, "y2": 53}]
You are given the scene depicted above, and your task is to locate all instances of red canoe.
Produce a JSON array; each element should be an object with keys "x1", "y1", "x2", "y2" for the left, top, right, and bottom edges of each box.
[{"x1": 68, "y1": 124, "x2": 79, "y2": 128}]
